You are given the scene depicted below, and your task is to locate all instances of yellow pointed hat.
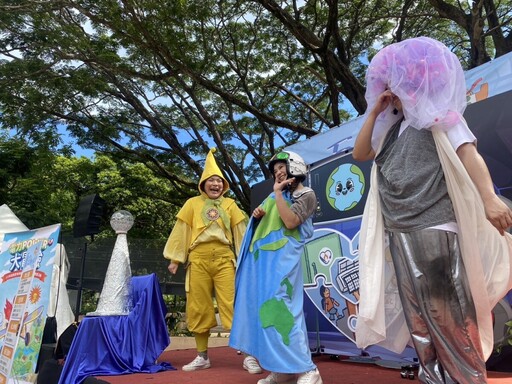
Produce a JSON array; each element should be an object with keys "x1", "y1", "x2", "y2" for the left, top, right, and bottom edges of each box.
[{"x1": 199, "y1": 147, "x2": 229, "y2": 196}]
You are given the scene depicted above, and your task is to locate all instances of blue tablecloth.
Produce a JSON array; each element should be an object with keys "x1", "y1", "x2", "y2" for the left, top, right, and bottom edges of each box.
[{"x1": 58, "y1": 274, "x2": 174, "y2": 384}]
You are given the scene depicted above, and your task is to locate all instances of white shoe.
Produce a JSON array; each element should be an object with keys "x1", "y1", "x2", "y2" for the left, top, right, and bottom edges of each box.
[
  {"x1": 297, "y1": 368, "x2": 323, "y2": 384},
  {"x1": 257, "y1": 372, "x2": 296, "y2": 384},
  {"x1": 182, "y1": 355, "x2": 211, "y2": 371},
  {"x1": 243, "y1": 355, "x2": 263, "y2": 374}
]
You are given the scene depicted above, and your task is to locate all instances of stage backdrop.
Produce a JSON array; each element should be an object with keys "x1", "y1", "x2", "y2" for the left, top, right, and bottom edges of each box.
[{"x1": 0, "y1": 224, "x2": 61, "y2": 384}]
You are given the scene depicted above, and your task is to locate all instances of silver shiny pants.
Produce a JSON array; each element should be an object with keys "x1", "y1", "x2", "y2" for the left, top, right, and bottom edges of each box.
[{"x1": 388, "y1": 230, "x2": 487, "y2": 384}]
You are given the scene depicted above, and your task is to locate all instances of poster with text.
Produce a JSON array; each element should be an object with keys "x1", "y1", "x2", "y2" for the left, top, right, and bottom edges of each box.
[{"x1": 0, "y1": 224, "x2": 61, "y2": 384}]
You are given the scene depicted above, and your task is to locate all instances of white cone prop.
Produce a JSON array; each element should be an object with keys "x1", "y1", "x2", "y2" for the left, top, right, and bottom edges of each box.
[{"x1": 87, "y1": 210, "x2": 134, "y2": 316}]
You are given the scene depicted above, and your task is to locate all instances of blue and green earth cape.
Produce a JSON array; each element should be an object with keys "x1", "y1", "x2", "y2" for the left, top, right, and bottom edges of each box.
[{"x1": 229, "y1": 190, "x2": 316, "y2": 373}]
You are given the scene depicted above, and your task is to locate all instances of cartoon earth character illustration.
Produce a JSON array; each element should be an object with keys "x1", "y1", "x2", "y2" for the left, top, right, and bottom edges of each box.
[{"x1": 326, "y1": 163, "x2": 365, "y2": 211}]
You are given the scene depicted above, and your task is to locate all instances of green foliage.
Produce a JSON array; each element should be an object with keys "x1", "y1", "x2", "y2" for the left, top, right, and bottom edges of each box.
[
  {"x1": 80, "y1": 289, "x2": 100, "y2": 315},
  {"x1": 506, "y1": 320, "x2": 512, "y2": 343},
  {"x1": 162, "y1": 294, "x2": 191, "y2": 336},
  {"x1": 1, "y1": 133, "x2": 182, "y2": 239},
  {"x1": 496, "y1": 320, "x2": 512, "y2": 354},
  {"x1": 0, "y1": 134, "x2": 35, "y2": 203}
]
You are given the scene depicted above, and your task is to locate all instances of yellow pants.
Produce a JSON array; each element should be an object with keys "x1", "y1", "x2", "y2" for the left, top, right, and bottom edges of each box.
[{"x1": 185, "y1": 242, "x2": 236, "y2": 334}]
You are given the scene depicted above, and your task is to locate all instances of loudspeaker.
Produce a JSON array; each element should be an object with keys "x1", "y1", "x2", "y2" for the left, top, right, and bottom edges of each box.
[{"x1": 73, "y1": 194, "x2": 106, "y2": 238}]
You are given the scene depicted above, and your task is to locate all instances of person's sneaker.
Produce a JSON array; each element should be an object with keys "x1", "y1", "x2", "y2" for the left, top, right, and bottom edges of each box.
[
  {"x1": 182, "y1": 355, "x2": 211, "y2": 371},
  {"x1": 297, "y1": 368, "x2": 323, "y2": 384},
  {"x1": 243, "y1": 355, "x2": 263, "y2": 374},
  {"x1": 257, "y1": 372, "x2": 296, "y2": 384}
]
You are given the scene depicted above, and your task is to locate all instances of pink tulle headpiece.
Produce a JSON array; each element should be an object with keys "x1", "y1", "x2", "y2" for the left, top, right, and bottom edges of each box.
[{"x1": 365, "y1": 37, "x2": 467, "y2": 137}]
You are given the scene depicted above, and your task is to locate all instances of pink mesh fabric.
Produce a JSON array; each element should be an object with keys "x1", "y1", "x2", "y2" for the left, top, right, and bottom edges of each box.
[{"x1": 365, "y1": 37, "x2": 467, "y2": 148}]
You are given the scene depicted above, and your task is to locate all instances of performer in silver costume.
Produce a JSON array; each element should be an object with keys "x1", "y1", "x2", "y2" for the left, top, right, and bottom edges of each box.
[{"x1": 353, "y1": 37, "x2": 512, "y2": 384}]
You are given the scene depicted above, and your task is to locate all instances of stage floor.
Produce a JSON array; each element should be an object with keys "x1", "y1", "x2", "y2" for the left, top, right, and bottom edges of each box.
[{"x1": 93, "y1": 343, "x2": 512, "y2": 384}]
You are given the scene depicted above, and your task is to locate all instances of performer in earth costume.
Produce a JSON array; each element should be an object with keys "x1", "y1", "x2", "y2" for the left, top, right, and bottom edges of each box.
[{"x1": 230, "y1": 151, "x2": 323, "y2": 384}]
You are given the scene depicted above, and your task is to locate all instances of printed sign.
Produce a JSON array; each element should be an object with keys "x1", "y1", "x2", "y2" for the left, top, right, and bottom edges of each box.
[{"x1": 0, "y1": 224, "x2": 61, "y2": 384}]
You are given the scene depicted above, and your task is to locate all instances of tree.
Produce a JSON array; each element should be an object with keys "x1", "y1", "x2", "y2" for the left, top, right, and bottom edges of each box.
[
  {"x1": 0, "y1": 0, "x2": 510, "y2": 213},
  {"x1": 2, "y1": 141, "x2": 180, "y2": 239},
  {"x1": 427, "y1": 0, "x2": 512, "y2": 67},
  {"x1": 0, "y1": 133, "x2": 35, "y2": 204}
]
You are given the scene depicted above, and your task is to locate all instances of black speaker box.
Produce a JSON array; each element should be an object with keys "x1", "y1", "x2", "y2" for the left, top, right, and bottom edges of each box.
[{"x1": 73, "y1": 194, "x2": 106, "y2": 238}]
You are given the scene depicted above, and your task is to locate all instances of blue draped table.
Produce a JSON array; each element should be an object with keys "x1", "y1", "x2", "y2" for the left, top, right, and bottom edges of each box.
[{"x1": 58, "y1": 273, "x2": 174, "y2": 384}]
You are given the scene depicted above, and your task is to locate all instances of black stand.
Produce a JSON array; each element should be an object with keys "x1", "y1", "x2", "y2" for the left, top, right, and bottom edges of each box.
[{"x1": 74, "y1": 236, "x2": 93, "y2": 323}]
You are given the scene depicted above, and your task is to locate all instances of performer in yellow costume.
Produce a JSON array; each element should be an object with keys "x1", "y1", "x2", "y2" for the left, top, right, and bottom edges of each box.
[{"x1": 164, "y1": 148, "x2": 261, "y2": 374}]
